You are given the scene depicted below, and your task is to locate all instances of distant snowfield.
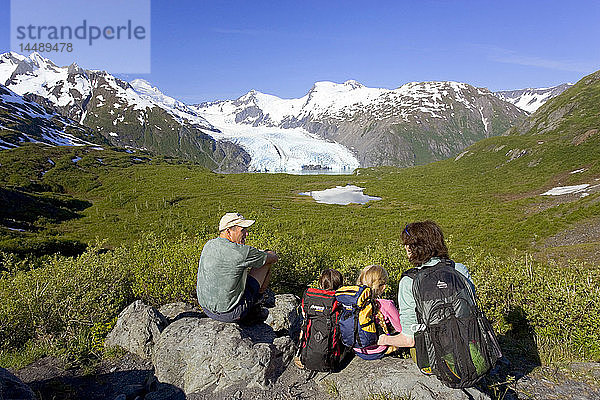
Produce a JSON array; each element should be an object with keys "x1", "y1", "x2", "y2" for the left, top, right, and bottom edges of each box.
[
  {"x1": 542, "y1": 184, "x2": 590, "y2": 196},
  {"x1": 300, "y1": 185, "x2": 381, "y2": 205},
  {"x1": 198, "y1": 109, "x2": 359, "y2": 172}
]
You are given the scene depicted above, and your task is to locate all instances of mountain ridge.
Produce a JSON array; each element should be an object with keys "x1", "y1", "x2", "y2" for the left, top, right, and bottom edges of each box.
[
  {"x1": 0, "y1": 52, "x2": 250, "y2": 172},
  {"x1": 494, "y1": 83, "x2": 573, "y2": 113},
  {"x1": 0, "y1": 51, "x2": 574, "y2": 171},
  {"x1": 193, "y1": 79, "x2": 528, "y2": 167}
]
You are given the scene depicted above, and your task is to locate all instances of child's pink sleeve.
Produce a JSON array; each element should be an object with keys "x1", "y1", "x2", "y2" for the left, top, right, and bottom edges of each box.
[{"x1": 378, "y1": 299, "x2": 403, "y2": 333}]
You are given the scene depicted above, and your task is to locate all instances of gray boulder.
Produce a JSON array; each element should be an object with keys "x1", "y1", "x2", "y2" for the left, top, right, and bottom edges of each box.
[
  {"x1": 0, "y1": 367, "x2": 35, "y2": 400},
  {"x1": 321, "y1": 356, "x2": 489, "y2": 399},
  {"x1": 158, "y1": 302, "x2": 205, "y2": 323},
  {"x1": 264, "y1": 294, "x2": 301, "y2": 335},
  {"x1": 105, "y1": 300, "x2": 168, "y2": 359},
  {"x1": 144, "y1": 383, "x2": 186, "y2": 400},
  {"x1": 152, "y1": 317, "x2": 293, "y2": 394}
]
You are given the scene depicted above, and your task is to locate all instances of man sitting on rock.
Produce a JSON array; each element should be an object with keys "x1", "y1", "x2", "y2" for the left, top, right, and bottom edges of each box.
[{"x1": 197, "y1": 212, "x2": 279, "y2": 323}]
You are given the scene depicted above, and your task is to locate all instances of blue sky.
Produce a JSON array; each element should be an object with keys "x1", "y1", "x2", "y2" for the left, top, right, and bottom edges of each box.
[{"x1": 1, "y1": 0, "x2": 599, "y2": 103}]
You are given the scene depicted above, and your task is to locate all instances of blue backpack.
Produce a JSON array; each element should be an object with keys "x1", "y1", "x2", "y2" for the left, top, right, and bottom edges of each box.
[{"x1": 335, "y1": 285, "x2": 378, "y2": 354}]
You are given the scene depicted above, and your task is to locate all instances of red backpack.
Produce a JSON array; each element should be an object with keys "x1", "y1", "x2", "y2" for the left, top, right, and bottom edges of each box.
[{"x1": 297, "y1": 288, "x2": 345, "y2": 371}]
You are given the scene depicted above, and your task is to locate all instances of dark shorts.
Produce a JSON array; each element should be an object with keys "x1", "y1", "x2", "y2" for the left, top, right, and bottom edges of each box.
[{"x1": 202, "y1": 275, "x2": 261, "y2": 323}]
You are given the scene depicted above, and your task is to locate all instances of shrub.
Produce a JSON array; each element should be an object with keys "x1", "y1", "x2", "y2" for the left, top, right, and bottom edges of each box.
[
  {"x1": 1, "y1": 232, "x2": 599, "y2": 367},
  {"x1": 0, "y1": 243, "x2": 132, "y2": 358}
]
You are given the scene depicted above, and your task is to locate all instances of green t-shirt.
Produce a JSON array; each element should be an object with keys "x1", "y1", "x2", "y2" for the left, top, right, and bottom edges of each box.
[{"x1": 196, "y1": 237, "x2": 267, "y2": 313}]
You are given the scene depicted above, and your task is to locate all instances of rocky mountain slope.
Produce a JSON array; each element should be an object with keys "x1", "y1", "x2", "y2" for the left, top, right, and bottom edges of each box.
[
  {"x1": 0, "y1": 52, "x2": 250, "y2": 172},
  {"x1": 453, "y1": 70, "x2": 600, "y2": 262},
  {"x1": 194, "y1": 80, "x2": 528, "y2": 167},
  {"x1": 0, "y1": 84, "x2": 105, "y2": 149},
  {"x1": 508, "y1": 74, "x2": 598, "y2": 139},
  {"x1": 494, "y1": 83, "x2": 573, "y2": 113},
  {"x1": 2, "y1": 52, "x2": 574, "y2": 171}
]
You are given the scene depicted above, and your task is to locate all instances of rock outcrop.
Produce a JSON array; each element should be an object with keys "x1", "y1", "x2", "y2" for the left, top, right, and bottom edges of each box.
[
  {"x1": 105, "y1": 300, "x2": 168, "y2": 359},
  {"x1": 264, "y1": 293, "x2": 301, "y2": 334},
  {"x1": 158, "y1": 302, "x2": 205, "y2": 323},
  {"x1": 104, "y1": 297, "x2": 494, "y2": 399},
  {"x1": 0, "y1": 367, "x2": 35, "y2": 400},
  {"x1": 325, "y1": 357, "x2": 488, "y2": 399},
  {"x1": 153, "y1": 317, "x2": 294, "y2": 394}
]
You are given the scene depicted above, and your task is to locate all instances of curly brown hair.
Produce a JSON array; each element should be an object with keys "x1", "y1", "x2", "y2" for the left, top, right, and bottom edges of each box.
[
  {"x1": 319, "y1": 269, "x2": 344, "y2": 291},
  {"x1": 401, "y1": 220, "x2": 449, "y2": 265}
]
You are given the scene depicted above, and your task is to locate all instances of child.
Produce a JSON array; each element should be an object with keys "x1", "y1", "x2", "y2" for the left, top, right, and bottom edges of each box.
[
  {"x1": 318, "y1": 268, "x2": 344, "y2": 291},
  {"x1": 295, "y1": 269, "x2": 344, "y2": 370},
  {"x1": 354, "y1": 264, "x2": 403, "y2": 359}
]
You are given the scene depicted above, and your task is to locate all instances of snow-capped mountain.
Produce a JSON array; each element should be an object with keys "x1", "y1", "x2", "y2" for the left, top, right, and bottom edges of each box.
[
  {"x1": 194, "y1": 80, "x2": 527, "y2": 167},
  {"x1": 0, "y1": 84, "x2": 103, "y2": 149},
  {"x1": 0, "y1": 52, "x2": 249, "y2": 172},
  {"x1": 494, "y1": 84, "x2": 573, "y2": 113},
  {"x1": 0, "y1": 52, "x2": 534, "y2": 171}
]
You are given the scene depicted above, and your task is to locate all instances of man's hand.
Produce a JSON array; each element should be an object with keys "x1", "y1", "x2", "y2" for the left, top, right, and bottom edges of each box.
[
  {"x1": 265, "y1": 250, "x2": 279, "y2": 265},
  {"x1": 377, "y1": 334, "x2": 389, "y2": 346}
]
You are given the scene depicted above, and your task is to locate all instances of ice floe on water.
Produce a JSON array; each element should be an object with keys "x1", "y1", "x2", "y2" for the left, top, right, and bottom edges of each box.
[
  {"x1": 541, "y1": 184, "x2": 590, "y2": 196},
  {"x1": 300, "y1": 185, "x2": 381, "y2": 205}
]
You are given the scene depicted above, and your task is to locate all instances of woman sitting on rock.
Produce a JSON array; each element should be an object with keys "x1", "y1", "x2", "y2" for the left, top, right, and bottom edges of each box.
[{"x1": 377, "y1": 220, "x2": 474, "y2": 349}]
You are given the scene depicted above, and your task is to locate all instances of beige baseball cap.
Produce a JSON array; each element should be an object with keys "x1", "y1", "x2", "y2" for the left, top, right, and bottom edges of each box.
[{"x1": 219, "y1": 212, "x2": 255, "y2": 231}]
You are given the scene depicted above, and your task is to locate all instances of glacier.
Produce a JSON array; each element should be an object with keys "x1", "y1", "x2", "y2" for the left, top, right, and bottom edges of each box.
[{"x1": 196, "y1": 106, "x2": 359, "y2": 172}]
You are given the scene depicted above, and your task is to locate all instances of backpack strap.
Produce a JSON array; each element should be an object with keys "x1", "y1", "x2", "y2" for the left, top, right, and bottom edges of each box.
[
  {"x1": 402, "y1": 258, "x2": 455, "y2": 279},
  {"x1": 400, "y1": 267, "x2": 420, "y2": 280}
]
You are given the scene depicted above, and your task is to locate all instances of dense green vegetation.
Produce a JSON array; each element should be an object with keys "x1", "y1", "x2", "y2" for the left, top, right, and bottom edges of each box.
[{"x1": 0, "y1": 71, "x2": 599, "y2": 370}]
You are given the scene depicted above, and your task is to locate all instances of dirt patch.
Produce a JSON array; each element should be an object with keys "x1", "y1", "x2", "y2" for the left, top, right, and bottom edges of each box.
[
  {"x1": 544, "y1": 217, "x2": 600, "y2": 248},
  {"x1": 535, "y1": 217, "x2": 600, "y2": 265},
  {"x1": 537, "y1": 243, "x2": 600, "y2": 267},
  {"x1": 525, "y1": 192, "x2": 590, "y2": 215},
  {"x1": 572, "y1": 129, "x2": 598, "y2": 146}
]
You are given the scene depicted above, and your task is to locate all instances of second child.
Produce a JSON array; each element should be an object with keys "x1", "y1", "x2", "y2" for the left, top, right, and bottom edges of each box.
[{"x1": 354, "y1": 265, "x2": 403, "y2": 359}]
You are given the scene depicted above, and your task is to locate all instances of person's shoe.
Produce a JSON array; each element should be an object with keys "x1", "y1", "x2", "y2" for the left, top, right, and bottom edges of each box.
[
  {"x1": 238, "y1": 305, "x2": 269, "y2": 325},
  {"x1": 257, "y1": 288, "x2": 276, "y2": 308}
]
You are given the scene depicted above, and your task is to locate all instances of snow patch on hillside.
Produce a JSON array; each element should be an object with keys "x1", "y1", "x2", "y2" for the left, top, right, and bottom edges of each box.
[
  {"x1": 130, "y1": 79, "x2": 215, "y2": 129},
  {"x1": 495, "y1": 84, "x2": 573, "y2": 113},
  {"x1": 542, "y1": 184, "x2": 589, "y2": 196}
]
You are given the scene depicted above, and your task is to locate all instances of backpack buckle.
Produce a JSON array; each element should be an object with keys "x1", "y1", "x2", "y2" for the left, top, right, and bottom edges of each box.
[{"x1": 410, "y1": 323, "x2": 426, "y2": 333}]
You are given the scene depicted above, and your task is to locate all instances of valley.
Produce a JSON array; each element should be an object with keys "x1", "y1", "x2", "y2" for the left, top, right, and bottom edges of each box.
[{"x1": 0, "y1": 53, "x2": 598, "y2": 399}]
